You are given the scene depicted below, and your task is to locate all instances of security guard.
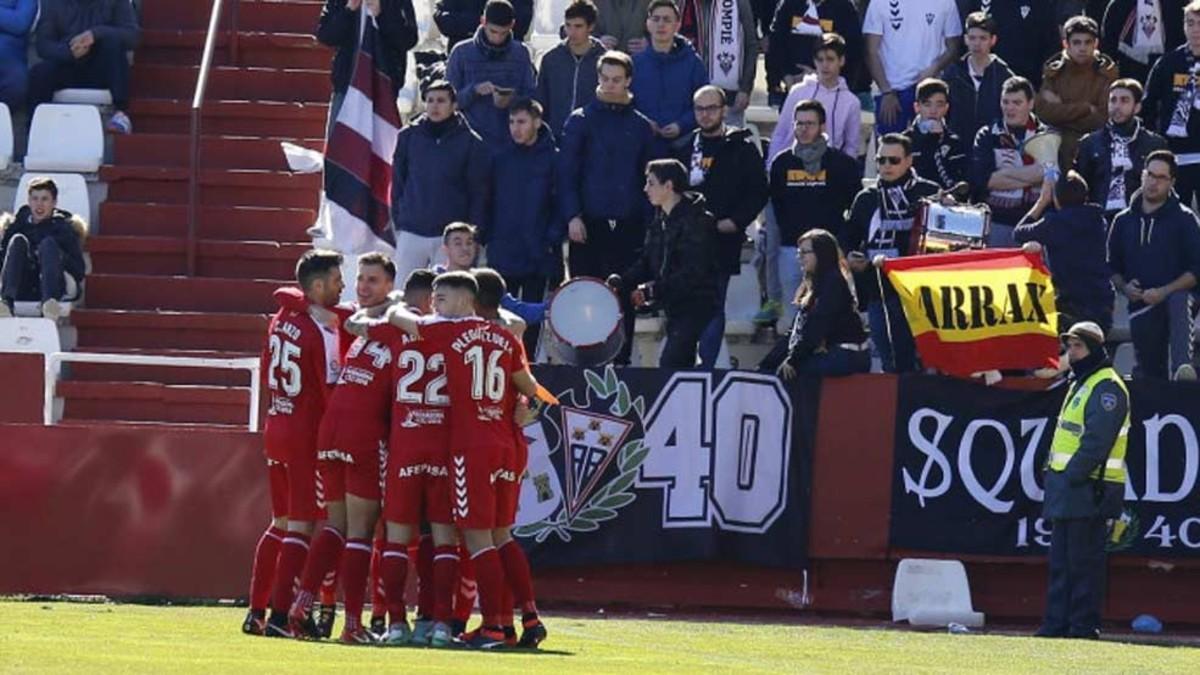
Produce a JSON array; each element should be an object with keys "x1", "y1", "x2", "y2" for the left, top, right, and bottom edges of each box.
[{"x1": 1036, "y1": 321, "x2": 1129, "y2": 640}]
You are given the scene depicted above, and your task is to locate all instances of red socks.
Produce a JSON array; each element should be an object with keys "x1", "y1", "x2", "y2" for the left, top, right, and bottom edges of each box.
[
  {"x1": 499, "y1": 539, "x2": 538, "y2": 616},
  {"x1": 454, "y1": 548, "x2": 477, "y2": 624},
  {"x1": 369, "y1": 534, "x2": 386, "y2": 621},
  {"x1": 340, "y1": 538, "x2": 373, "y2": 632},
  {"x1": 470, "y1": 546, "x2": 505, "y2": 628},
  {"x1": 294, "y1": 526, "x2": 345, "y2": 613},
  {"x1": 414, "y1": 534, "x2": 435, "y2": 619},
  {"x1": 433, "y1": 544, "x2": 460, "y2": 624},
  {"x1": 248, "y1": 526, "x2": 285, "y2": 611},
  {"x1": 380, "y1": 541, "x2": 410, "y2": 625},
  {"x1": 270, "y1": 531, "x2": 310, "y2": 614}
]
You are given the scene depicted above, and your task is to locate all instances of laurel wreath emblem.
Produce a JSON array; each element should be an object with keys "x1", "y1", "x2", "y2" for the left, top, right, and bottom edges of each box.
[{"x1": 513, "y1": 365, "x2": 648, "y2": 544}]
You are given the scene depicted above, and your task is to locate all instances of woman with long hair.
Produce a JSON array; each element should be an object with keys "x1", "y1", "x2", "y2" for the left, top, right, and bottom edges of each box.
[{"x1": 777, "y1": 228, "x2": 871, "y2": 379}]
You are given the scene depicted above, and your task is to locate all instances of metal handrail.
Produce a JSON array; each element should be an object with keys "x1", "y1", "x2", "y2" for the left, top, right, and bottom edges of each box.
[{"x1": 187, "y1": 0, "x2": 240, "y2": 276}]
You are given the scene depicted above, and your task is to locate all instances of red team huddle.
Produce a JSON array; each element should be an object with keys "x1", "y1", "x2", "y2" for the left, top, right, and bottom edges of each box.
[{"x1": 242, "y1": 249, "x2": 547, "y2": 650}]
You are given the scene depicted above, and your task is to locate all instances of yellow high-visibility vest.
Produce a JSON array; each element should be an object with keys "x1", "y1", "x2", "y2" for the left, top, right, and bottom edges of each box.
[{"x1": 1047, "y1": 366, "x2": 1129, "y2": 484}]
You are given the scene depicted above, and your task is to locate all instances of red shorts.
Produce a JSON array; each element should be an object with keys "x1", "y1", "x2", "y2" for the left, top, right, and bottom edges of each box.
[
  {"x1": 450, "y1": 446, "x2": 508, "y2": 530},
  {"x1": 317, "y1": 440, "x2": 386, "y2": 502},
  {"x1": 384, "y1": 443, "x2": 451, "y2": 525},
  {"x1": 267, "y1": 451, "x2": 321, "y2": 522},
  {"x1": 496, "y1": 431, "x2": 529, "y2": 527}
]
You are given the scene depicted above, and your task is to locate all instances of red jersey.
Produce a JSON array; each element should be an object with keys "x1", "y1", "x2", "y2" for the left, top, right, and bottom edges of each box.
[
  {"x1": 262, "y1": 306, "x2": 341, "y2": 461},
  {"x1": 370, "y1": 316, "x2": 454, "y2": 452},
  {"x1": 435, "y1": 316, "x2": 528, "y2": 453},
  {"x1": 317, "y1": 333, "x2": 400, "y2": 450}
]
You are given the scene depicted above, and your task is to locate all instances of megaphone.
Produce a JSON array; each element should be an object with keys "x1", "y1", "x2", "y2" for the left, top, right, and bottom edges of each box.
[{"x1": 1021, "y1": 131, "x2": 1062, "y2": 168}]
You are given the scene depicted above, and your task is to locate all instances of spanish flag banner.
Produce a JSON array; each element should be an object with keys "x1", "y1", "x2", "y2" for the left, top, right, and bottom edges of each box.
[{"x1": 882, "y1": 249, "x2": 1059, "y2": 376}]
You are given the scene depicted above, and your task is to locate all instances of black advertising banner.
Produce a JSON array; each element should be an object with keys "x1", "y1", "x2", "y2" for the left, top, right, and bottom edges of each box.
[
  {"x1": 890, "y1": 375, "x2": 1200, "y2": 557},
  {"x1": 513, "y1": 365, "x2": 818, "y2": 568}
]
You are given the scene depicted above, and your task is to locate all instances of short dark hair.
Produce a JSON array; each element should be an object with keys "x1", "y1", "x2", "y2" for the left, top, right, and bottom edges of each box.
[
  {"x1": 472, "y1": 267, "x2": 507, "y2": 310},
  {"x1": 646, "y1": 159, "x2": 689, "y2": 194},
  {"x1": 442, "y1": 221, "x2": 477, "y2": 244},
  {"x1": 1054, "y1": 170, "x2": 1089, "y2": 207},
  {"x1": 296, "y1": 249, "x2": 343, "y2": 290},
  {"x1": 27, "y1": 177, "x2": 58, "y2": 200},
  {"x1": 879, "y1": 133, "x2": 912, "y2": 156},
  {"x1": 404, "y1": 268, "x2": 436, "y2": 295},
  {"x1": 814, "y1": 32, "x2": 846, "y2": 59},
  {"x1": 646, "y1": 0, "x2": 679, "y2": 19},
  {"x1": 433, "y1": 270, "x2": 479, "y2": 297},
  {"x1": 794, "y1": 99, "x2": 826, "y2": 125},
  {"x1": 509, "y1": 97, "x2": 543, "y2": 118},
  {"x1": 1110, "y1": 78, "x2": 1145, "y2": 104},
  {"x1": 357, "y1": 251, "x2": 396, "y2": 281},
  {"x1": 598, "y1": 50, "x2": 633, "y2": 78},
  {"x1": 964, "y1": 11, "x2": 996, "y2": 35},
  {"x1": 1146, "y1": 149, "x2": 1178, "y2": 180},
  {"x1": 916, "y1": 78, "x2": 949, "y2": 103},
  {"x1": 1063, "y1": 15, "x2": 1100, "y2": 40},
  {"x1": 564, "y1": 0, "x2": 598, "y2": 25},
  {"x1": 1001, "y1": 76, "x2": 1035, "y2": 102},
  {"x1": 424, "y1": 79, "x2": 456, "y2": 103},
  {"x1": 483, "y1": 0, "x2": 516, "y2": 26}
]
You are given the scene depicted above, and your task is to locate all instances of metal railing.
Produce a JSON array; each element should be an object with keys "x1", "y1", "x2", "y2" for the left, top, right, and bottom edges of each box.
[
  {"x1": 188, "y1": 0, "x2": 240, "y2": 276},
  {"x1": 44, "y1": 352, "x2": 262, "y2": 431}
]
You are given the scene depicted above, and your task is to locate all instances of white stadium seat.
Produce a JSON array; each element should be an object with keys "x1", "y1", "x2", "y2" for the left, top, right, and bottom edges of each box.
[
  {"x1": 24, "y1": 104, "x2": 104, "y2": 173},
  {"x1": 892, "y1": 558, "x2": 986, "y2": 628},
  {"x1": 14, "y1": 172, "x2": 91, "y2": 224},
  {"x1": 0, "y1": 103, "x2": 12, "y2": 171},
  {"x1": 52, "y1": 88, "x2": 114, "y2": 106},
  {"x1": 0, "y1": 317, "x2": 62, "y2": 354}
]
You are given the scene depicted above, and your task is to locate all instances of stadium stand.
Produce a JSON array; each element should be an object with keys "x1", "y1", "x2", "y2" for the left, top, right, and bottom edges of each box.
[
  {"x1": 0, "y1": 103, "x2": 12, "y2": 172},
  {"x1": 13, "y1": 172, "x2": 90, "y2": 223},
  {"x1": 23, "y1": 103, "x2": 104, "y2": 172}
]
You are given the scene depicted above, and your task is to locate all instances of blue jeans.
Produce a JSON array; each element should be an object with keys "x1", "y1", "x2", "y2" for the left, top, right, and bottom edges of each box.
[
  {"x1": 795, "y1": 346, "x2": 871, "y2": 376},
  {"x1": 777, "y1": 245, "x2": 803, "y2": 325},
  {"x1": 698, "y1": 274, "x2": 731, "y2": 369},
  {"x1": 867, "y1": 295, "x2": 917, "y2": 373},
  {"x1": 873, "y1": 86, "x2": 917, "y2": 136}
]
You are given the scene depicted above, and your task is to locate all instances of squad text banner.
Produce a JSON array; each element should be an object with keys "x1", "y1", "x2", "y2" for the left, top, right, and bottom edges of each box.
[
  {"x1": 513, "y1": 366, "x2": 819, "y2": 568},
  {"x1": 882, "y1": 250, "x2": 1059, "y2": 375},
  {"x1": 891, "y1": 374, "x2": 1200, "y2": 557}
]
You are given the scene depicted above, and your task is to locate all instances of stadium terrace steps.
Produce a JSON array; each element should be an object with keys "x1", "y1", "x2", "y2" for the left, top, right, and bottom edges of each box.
[
  {"x1": 140, "y1": 30, "x2": 330, "y2": 70},
  {"x1": 98, "y1": 204, "x2": 315, "y2": 242},
  {"x1": 113, "y1": 134, "x2": 324, "y2": 170},
  {"x1": 142, "y1": 0, "x2": 327, "y2": 34},
  {"x1": 66, "y1": 348, "x2": 259, "y2": 387},
  {"x1": 88, "y1": 236, "x2": 311, "y2": 279},
  {"x1": 129, "y1": 99, "x2": 329, "y2": 138},
  {"x1": 132, "y1": 64, "x2": 331, "y2": 102},
  {"x1": 57, "y1": 380, "x2": 252, "y2": 426},
  {"x1": 100, "y1": 166, "x2": 322, "y2": 209},
  {"x1": 85, "y1": 275, "x2": 286, "y2": 314},
  {"x1": 71, "y1": 309, "x2": 269, "y2": 352}
]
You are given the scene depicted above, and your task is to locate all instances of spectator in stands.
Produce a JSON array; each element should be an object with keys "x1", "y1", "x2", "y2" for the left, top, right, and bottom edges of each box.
[
  {"x1": 560, "y1": 50, "x2": 655, "y2": 364},
  {"x1": 28, "y1": 0, "x2": 140, "y2": 134},
  {"x1": 1142, "y1": 1, "x2": 1200, "y2": 210},
  {"x1": 864, "y1": 0, "x2": 962, "y2": 135},
  {"x1": 678, "y1": 86, "x2": 769, "y2": 368},
  {"x1": 941, "y1": 11, "x2": 1014, "y2": 148},
  {"x1": 536, "y1": 0, "x2": 605, "y2": 140},
  {"x1": 0, "y1": 0, "x2": 36, "y2": 111},
  {"x1": 435, "y1": 0, "x2": 532, "y2": 48},
  {"x1": 440, "y1": 221, "x2": 479, "y2": 272},
  {"x1": 768, "y1": 99, "x2": 860, "y2": 326},
  {"x1": 0, "y1": 177, "x2": 87, "y2": 320},
  {"x1": 631, "y1": 0, "x2": 709, "y2": 148},
  {"x1": 766, "y1": 1, "x2": 864, "y2": 108},
  {"x1": 1036, "y1": 15, "x2": 1119, "y2": 168},
  {"x1": 842, "y1": 133, "x2": 941, "y2": 374},
  {"x1": 959, "y1": 0, "x2": 1060, "y2": 88},
  {"x1": 1015, "y1": 171, "x2": 1116, "y2": 334},
  {"x1": 1108, "y1": 149, "x2": 1200, "y2": 380},
  {"x1": 970, "y1": 76, "x2": 1047, "y2": 248},
  {"x1": 769, "y1": 32, "x2": 861, "y2": 162},
  {"x1": 1101, "y1": 0, "x2": 1186, "y2": 84},
  {"x1": 391, "y1": 80, "x2": 490, "y2": 284},
  {"x1": 677, "y1": 0, "x2": 758, "y2": 127},
  {"x1": 1074, "y1": 79, "x2": 1168, "y2": 220},
  {"x1": 446, "y1": 0, "x2": 536, "y2": 147},
  {"x1": 485, "y1": 98, "x2": 559, "y2": 355},
  {"x1": 316, "y1": 0, "x2": 418, "y2": 135},
  {"x1": 613, "y1": 159, "x2": 721, "y2": 368},
  {"x1": 776, "y1": 228, "x2": 870, "y2": 378},
  {"x1": 904, "y1": 78, "x2": 969, "y2": 190},
  {"x1": 594, "y1": 0, "x2": 652, "y2": 53}
]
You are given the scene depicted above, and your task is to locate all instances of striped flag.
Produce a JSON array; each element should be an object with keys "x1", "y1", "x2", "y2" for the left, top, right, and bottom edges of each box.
[
  {"x1": 883, "y1": 250, "x2": 1060, "y2": 376},
  {"x1": 313, "y1": 10, "x2": 400, "y2": 256}
]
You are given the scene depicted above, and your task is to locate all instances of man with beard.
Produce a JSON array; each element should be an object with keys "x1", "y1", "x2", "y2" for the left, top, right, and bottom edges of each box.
[{"x1": 1074, "y1": 79, "x2": 1168, "y2": 220}]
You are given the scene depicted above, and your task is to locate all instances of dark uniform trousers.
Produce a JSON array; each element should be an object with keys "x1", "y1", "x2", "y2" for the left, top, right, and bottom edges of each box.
[{"x1": 1044, "y1": 516, "x2": 1107, "y2": 636}]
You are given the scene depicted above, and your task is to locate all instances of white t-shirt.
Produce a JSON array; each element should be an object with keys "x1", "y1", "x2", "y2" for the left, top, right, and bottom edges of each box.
[{"x1": 863, "y1": 0, "x2": 962, "y2": 91}]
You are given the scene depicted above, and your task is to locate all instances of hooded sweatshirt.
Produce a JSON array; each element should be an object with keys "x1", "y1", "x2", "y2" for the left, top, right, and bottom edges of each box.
[
  {"x1": 446, "y1": 25, "x2": 536, "y2": 146},
  {"x1": 485, "y1": 122, "x2": 562, "y2": 278},
  {"x1": 768, "y1": 73, "x2": 861, "y2": 163},
  {"x1": 630, "y1": 35, "x2": 710, "y2": 135},
  {"x1": 535, "y1": 36, "x2": 606, "y2": 140},
  {"x1": 1013, "y1": 203, "x2": 1115, "y2": 318},
  {"x1": 0, "y1": 206, "x2": 88, "y2": 284},
  {"x1": 0, "y1": 0, "x2": 36, "y2": 69},
  {"x1": 391, "y1": 112, "x2": 491, "y2": 237},
  {"x1": 1107, "y1": 191, "x2": 1200, "y2": 298}
]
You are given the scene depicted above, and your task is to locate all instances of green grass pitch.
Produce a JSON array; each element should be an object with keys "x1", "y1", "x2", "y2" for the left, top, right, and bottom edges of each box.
[{"x1": 2, "y1": 601, "x2": 1199, "y2": 673}]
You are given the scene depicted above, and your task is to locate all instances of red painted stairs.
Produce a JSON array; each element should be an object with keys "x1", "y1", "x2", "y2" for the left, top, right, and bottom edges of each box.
[{"x1": 62, "y1": 0, "x2": 330, "y2": 426}]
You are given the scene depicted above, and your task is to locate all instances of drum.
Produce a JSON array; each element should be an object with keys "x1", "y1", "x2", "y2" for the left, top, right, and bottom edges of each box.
[
  {"x1": 910, "y1": 200, "x2": 992, "y2": 254},
  {"x1": 544, "y1": 277, "x2": 625, "y2": 367}
]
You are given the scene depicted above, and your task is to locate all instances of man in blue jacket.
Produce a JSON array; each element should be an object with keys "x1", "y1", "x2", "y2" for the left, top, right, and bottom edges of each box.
[
  {"x1": 630, "y1": 0, "x2": 708, "y2": 151},
  {"x1": 560, "y1": 50, "x2": 656, "y2": 364},
  {"x1": 486, "y1": 98, "x2": 562, "y2": 355},
  {"x1": 391, "y1": 80, "x2": 491, "y2": 285},
  {"x1": 28, "y1": 0, "x2": 140, "y2": 133},
  {"x1": 0, "y1": 0, "x2": 36, "y2": 111},
  {"x1": 446, "y1": 0, "x2": 536, "y2": 147}
]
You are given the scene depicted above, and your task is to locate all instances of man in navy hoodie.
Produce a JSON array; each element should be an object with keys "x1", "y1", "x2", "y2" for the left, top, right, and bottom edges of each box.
[
  {"x1": 630, "y1": 0, "x2": 708, "y2": 151},
  {"x1": 1107, "y1": 150, "x2": 1200, "y2": 379},
  {"x1": 446, "y1": 0, "x2": 536, "y2": 147}
]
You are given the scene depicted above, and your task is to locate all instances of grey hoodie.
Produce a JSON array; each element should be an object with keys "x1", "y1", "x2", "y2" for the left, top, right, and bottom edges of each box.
[{"x1": 535, "y1": 37, "x2": 606, "y2": 140}]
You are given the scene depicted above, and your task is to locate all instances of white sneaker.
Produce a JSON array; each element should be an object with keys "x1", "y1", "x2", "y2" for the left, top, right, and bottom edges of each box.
[
  {"x1": 382, "y1": 620, "x2": 412, "y2": 645},
  {"x1": 41, "y1": 299, "x2": 61, "y2": 321},
  {"x1": 0, "y1": 301, "x2": 11, "y2": 318},
  {"x1": 1174, "y1": 364, "x2": 1197, "y2": 382}
]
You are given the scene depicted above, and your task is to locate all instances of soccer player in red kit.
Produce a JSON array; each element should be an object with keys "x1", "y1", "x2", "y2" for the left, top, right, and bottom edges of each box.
[
  {"x1": 282, "y1": 252, "x2": 397, "y2": 643},
  {"x1": 242, "y1": 249, "x2": 344, "y2": 638}
]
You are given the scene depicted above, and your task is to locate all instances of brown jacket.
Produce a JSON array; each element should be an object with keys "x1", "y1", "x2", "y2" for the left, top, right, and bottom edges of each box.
[{"x1": 1035, "y1": 51, "x2": 1119, "y2": 167}]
